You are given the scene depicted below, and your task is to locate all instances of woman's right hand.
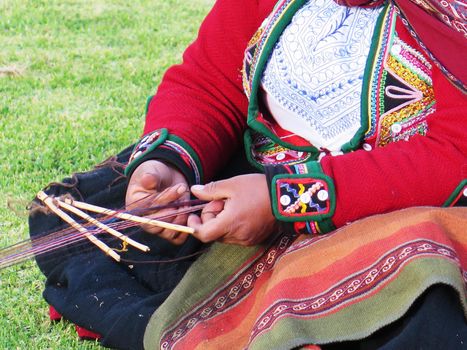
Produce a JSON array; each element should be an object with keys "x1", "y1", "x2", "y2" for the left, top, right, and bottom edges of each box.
[{"x1": 125, "y1": 160, "x2": 190, "y2": 245}]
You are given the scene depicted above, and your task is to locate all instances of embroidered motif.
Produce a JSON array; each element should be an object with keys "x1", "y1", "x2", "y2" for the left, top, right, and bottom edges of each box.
[
  {"x1": 410, "y1": 0, "x2": 467, "y2": 38},
  {"x1": 126, "y1": 129, "x2": 202, "y2": 184},
  {"x1": 160, "y1": 234, "x2": 460, "y2": 349},
  {"x1": 377, "y1": 36, "x2": 435, "y2": 146},
  {"x1": 394, "y1": 3, "x2": 466, "y2": 92},
  {"x1": 248, "y1": 132, "x2": 312, "y2": 166},
  {"x1": 246, "y1": 239, "x2": 459, "y2": 342},
  {"x1": 377, "y1": 38, "x2": 435, "y2": 146},
  {"x1": 261, "y1": 0, "x2": 382, "y2": 149},
  {"x1": 364, "y1": 6, "x2": 436, "y2": 147},
  {"x1": 242, "y1": 0, "x2": 295, "y2": 99},
  {"x1": 128, "y1": 129, "x2": 167, "y2": 164},
  {"x1": 363, "y1": 4, "x2": 395, "y2": 139},
  {"x1": 273, "y1": 175, "x2": 333, "y2": 219},
  {"x1": 243, "y1": 26, "x2": 265, "y2": 98},
  {"x1": 159, "y1": 234, "x2": 295, "y2": 349}
]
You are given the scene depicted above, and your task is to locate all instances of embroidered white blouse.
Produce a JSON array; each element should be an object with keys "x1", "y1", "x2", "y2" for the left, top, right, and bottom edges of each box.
[{"x1": 261, "y1": 0, "x2": 382, "y2": 151}]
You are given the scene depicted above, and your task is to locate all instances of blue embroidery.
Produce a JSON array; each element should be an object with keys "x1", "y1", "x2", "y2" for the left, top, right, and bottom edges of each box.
[{"x1": 262, "y1": 0, "x2": 383, "y2": 147}]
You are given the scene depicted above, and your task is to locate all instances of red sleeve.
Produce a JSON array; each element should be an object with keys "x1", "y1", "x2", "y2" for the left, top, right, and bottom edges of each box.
[
  {"x1": 143, "y1": 0, "x2": 276, "y2": 181},
  {"x1": 322, "y1": 67, "x2": 467, "y2": 227}
]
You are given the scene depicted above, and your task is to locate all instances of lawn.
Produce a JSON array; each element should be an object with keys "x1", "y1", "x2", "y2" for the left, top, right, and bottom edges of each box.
[{"x1": 0, "y1": 0, "x2": 213, "y2": 348}]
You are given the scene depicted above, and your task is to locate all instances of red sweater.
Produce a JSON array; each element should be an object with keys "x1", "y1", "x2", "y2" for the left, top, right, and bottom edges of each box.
[{"x1": 139, "y1": 0, "x2": 466, "y2": 229}]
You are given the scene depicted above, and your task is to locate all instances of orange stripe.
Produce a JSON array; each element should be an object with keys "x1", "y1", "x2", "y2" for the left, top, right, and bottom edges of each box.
[
  {"x1": 172, "y1": 208, "x2": 467, "y2": 348},
  {"x1": 263, "y1": 208, "x2": 467, "y2": 295},
  {"x1": 175, "y1": 269, "x2": 273, "y2": 349},
  {"x1": 265, "y1": 223, "x2": 461, "y2": 299}
]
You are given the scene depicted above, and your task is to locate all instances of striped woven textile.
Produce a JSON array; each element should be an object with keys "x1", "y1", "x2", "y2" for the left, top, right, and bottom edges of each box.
[{"x1": 144, "y1": 207, "x2": 467, "y2": 349}]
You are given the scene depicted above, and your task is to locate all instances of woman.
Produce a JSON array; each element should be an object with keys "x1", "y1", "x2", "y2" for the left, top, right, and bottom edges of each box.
[{"x1": 30, "y1": 0, "x2": 466, "y2": 349}]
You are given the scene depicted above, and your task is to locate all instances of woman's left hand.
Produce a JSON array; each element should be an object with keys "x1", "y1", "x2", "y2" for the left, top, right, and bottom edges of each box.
[{"x1": 187, "y1": 174, "x2": 277, "y2": 246}]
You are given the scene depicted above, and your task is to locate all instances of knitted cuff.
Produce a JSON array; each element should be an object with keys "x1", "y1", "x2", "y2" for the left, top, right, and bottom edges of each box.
[
  {"x1": 124, "y1": 129, "x2": 203, "y2": 186},
  {"x1": 265, "y1": 162, "x2": 336, "y2": 235}
]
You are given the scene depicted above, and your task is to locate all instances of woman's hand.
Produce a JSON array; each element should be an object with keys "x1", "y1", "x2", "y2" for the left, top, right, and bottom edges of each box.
[
  {"x1": 188, "y1": 174, "x2": 277, "y2": 246},
  {"x1": 125, "y1": 160, "x2": 190, "y2": 245}
]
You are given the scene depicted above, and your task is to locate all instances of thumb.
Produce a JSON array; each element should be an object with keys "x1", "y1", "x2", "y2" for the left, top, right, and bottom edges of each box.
[
  {"x1": 191, "y1": 181, "x2": 230, "y2": 201},
  {"x1": 139, "y1": 171, "x2": 160, "y2": 190},
  {"x1": 132, "y1": 160, "x2": 168, "y2": 191}
]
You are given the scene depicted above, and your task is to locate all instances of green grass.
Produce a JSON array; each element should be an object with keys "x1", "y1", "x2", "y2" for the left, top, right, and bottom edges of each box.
[{"x1": 0, "y1": 0, "x2": 213, "y2": 348}]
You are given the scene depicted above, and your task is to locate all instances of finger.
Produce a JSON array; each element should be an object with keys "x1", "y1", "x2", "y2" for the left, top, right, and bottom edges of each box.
[
  {"x1": 126, "y1": 164, "x2": 162, "y2": 207},
  {"x1": 153, "y1": 183, "x2": 188, "y2": 204},
  {"x1": 190, "y1": 180, "x2": 232, "y2": 201},
  {"x1": 200, "y1": 200, "x2": 224, "y2": 222},
  {"x1": 133, "y1": 183, "x2": 188, "y2": 210},
  {"x1": 171, "y1": 233, "x2": 189, "y2": 245},
  {"x1": 154, "y1": 211, "x2": 190, "y2": 244},
  {"x1": 126, "y1": 188, "x2": 158, "y2": 210},
  {"x1": 187, "y1": 213, "x2": 202, "y2": 230},
  {"x1": 142, "y1": 208, "x2": 189, "y2": 234},
  {"x1": 158, "y1": 230, "x2": 189, "y2": 245},
  {"x1": 186, "y1": 200, "x2": 224, "y2": 234},
  {"x1": 188, "y1": 213, "x2": 230, "y2": 243}
]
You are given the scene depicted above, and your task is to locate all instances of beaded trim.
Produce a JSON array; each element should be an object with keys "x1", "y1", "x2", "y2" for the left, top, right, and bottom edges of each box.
[
  {"x1": 125, "y1": 129, "x2": 202, "y2": 184},
  {"x1": 363, "y1": 4, "x2": 436, "y2": 147},
  {"x1": 394, "y1": 4, "x2": 466, "y2": 92},
  {"x1": 128, "y1": 129, "x2": 168, "y2": 165},
  {"x1": 363, "y1": 4, "x2": 394, "y2": 139},
  {"x1": 271, "y1": 173, "x2": 335, "y2": 221},
  {"x1": 293, "y1": 221, "x2": 320, "y2": 235},
  {"x1": 376, "y1": 46, "x2": 435, "y2": 146},
  {"x1": 247, "y1": 132, "x2": 312, "y2": 168}
]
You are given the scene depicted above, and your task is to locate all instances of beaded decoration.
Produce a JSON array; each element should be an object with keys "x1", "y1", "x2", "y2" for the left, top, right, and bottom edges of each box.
[
  {"x1": 272, "y1": 175, "x2": 333, "y2": 220},
  {"x1": 126, "y1": 129, "x2": 202, "y2": 184},
  {"x1": 293, "y1": 221, "x2": 320, "y2": 235},
  {"x1": 377, "y1": 36, "x2": 435, "y2": 146},
  {"x1": 128, "y1": 129, "x2": 167, "y2": 164},
  {"x1": 364, "y1": 5, "x2": 436, "y2": 147},
  {"x1": 395, "y1": 0, "x2": 466, "y2": 92},
  {"x1": 248, "y1": 132, "x2": 312, "y2": 167}
]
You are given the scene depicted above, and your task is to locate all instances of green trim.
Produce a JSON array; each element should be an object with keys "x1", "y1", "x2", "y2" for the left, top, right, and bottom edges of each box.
[
  {"x1": 303, "y1": 160, "x2": 322, "y2": 174},
  {"x1": 271, "y1": 170, "x2": 336, "y2": 222},
  {"x1": 246, "y1": 1, "x2": 393, "y2": 154},
  {"x1": 342, "y1": 2, "x2": 392, "y2": 153},
  {"x1": 246, "y1": 0, "x2": 319, "y2": 153},
  {"x1": 167, "y1": 134, "x2": 204, "y2": 183},
  {"x1": 316, "y1": 218, "x2": 336, "y2": 234},
  {"x1": 145, "y1": 95, "x2": 154, "y2": 116},
  {"x1": 124, "y1": 128, "x2": 168, "y2": 176},
  {"x1": 443, "y1": 179, "x2": 467, "y2": 207}
]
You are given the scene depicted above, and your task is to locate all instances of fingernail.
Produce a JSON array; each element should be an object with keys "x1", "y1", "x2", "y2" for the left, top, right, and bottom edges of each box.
[
  {"x1": 176, "y1": 184, "x2": 187, "y2": 194},
  {"x1": 191, "y1": 184, "x2": 204, "y2": 192}
]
